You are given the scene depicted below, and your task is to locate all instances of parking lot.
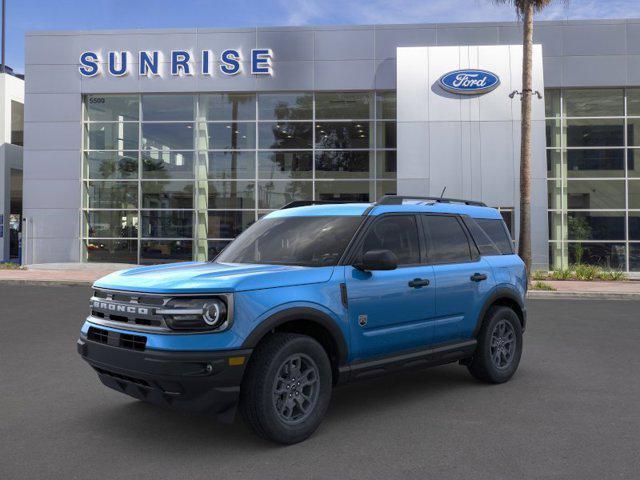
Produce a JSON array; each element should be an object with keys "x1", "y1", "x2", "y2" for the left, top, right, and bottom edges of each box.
[{"x1": 1, "y1": 284, "x2": 639, "y2": 480}]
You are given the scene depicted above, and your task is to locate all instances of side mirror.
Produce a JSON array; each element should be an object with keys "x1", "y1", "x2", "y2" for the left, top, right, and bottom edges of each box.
[{"x1": 355, "y1": 249, "x2": 398, "y2": 271}]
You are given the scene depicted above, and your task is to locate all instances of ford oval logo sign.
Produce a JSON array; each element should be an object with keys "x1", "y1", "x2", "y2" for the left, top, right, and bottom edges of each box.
[{"x1": 438, "y1": 69, "x2": 500, "y2": 95}]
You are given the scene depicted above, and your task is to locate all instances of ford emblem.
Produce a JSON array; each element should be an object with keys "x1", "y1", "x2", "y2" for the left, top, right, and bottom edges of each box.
[{"x1": 438, "y1": 69, "x2": 500, "y2": 95}]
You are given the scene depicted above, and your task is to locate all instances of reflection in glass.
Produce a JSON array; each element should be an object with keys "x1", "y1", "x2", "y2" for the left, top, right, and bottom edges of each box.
[
  {"x1": 258, "y1": 122, "x2": 312, "y2": 149},
  {"x1": 568, "y1": 243, "x2": 626, "y2": 269},
  {"x1": 258, "y1": 93, "x2": 312, "y2": 120},
  {"x1": 85, "y1": 239, "x2": 137, "y2": 263},
  {"x1": 315, "y1": 92, "x2": 373, "y2": 119},
  {"x1": 204, "y1": 151, "x2": 255, "y2": 179},
  {"x1": 208, "y1": 211, "x2": 255, "y2": 238},
  {"x1": 142, "y1": 181, "x2": 194, "y2": 209},
  {"x1": 199, "y1": 122, "x2": 256, "y2": 150},
  {"x1": 567, "y1": 212, "x2": 625, "y2": 240},
  {"x1": 546, "y1": 119, "x2": 562, "y2": 148},
  {"x1": 629, "y1": 213, "x2": 640, "y2": 241},
  {"x1": 208, "y1": 240, "x2": 231, "y2": 259},
  {"x1": 377, "y1": 151, "x2": 397, "y2": 179},
  {"x1": 258, "y1": 152, "x2": 313, "y2": 179},
  {"x1": 142, "y1": 95, "x2": 194, "y2": 121},
  {"x1": 141, "y1": 240, "x2": 193, "y2": 264},
  {"x1": 141, "y1": 211, "x2": 193, "y2": 238},
  {"x1": 86, "y1": 181, "x2": 138, "y2": 209},
  {"x1": 85, "y1": 211, "x2": 138, "y2": 238},
  {"x1": 376, "y1": 122, "x2": 396, "y2": 149},
  {"x1": 315, "y1": 122, "x2": 371, "y2": 149},
  {"x1": 208, "y1": 181, "x2": 255, "y2": 209},
  {"x1": 566, "y1": 149, "x2": 624, "y2": 177},
  {"x1": 566, "y1": 180, "x2": 625, "y2": 209},
  {"x1": 547, "y1": 150, "x2": 562, "y2": 178},
  {"x1": 548, "y1": 212, "x2": 565, "y2": 242},
  {"x1": 629, "y1": 149, "x2": 640, "y2": 177},
  {"x1": 627, "y1": 88, "x2": 640, "y2": 116},
  {"x1": 316, "y1": 180, "x2": 373, "y2": 202},
  {"x1": 258, "y1": 181, "x2": 312, "y2": 209},
  {"x1": 85, "y1": 151, "x2": 138, "y2": 179},
  {"x1": 630, "y1": 244, "x2": 640, "y2": 271},
  {"x1": 627, "y1": 118, "x2": 640, "y2": 147},
  {"x1": 562, "y1": 89, "x2": 623, "y2": 117},
  {"x1": 85, "y1": 123, "x2": 139, "y2": 150},
  {"x1": 376, "y1": 91, "x2": 396, "y2": 119},
  {"x1": 376, "y1": 180, "x2": 397, "y2": 200},
  {"x1": 629, "y1": 181, "x2": 640, "y2": 209},
  {"x1": 544, "y1": 89, "x2": 560, "y2": 118},
  {"x1": 547, "y1": 179, "x2": 565, "y2": 210},
  {"x1": 142, "y1": 123, "x2": 195, "y2": 150},
  {"x1": 85, "y1": 95, "x2": 139, "y2": 122},
  {"x1": 199, "y1": 93, "x2": 255, "y2": 121},
  {"x1": 566, "y1": 119, "x2": 624, "y2": 147},
  {"x1": 315, "y1": 151, "x2": 371, "y2": 178},
  {"x1": 142, "y1": 151, "x2": 194, "y2": 179}
]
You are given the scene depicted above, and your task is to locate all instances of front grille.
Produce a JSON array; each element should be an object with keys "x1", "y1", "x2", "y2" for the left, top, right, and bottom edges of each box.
[
  {"x1": 90, "y1": 288, "x2": 170, "y2": 331},
  {"x1": 87, "y1": 326, "x2": 147, "y2": 351}
]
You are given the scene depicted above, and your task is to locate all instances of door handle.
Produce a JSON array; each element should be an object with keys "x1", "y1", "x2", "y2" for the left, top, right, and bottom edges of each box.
[
  {"x1": 470, "y1": 273, "x2": 488, "y2": 282},
  {"x1": 408, "y1": 278, "x2": 430, "y2": 288}
]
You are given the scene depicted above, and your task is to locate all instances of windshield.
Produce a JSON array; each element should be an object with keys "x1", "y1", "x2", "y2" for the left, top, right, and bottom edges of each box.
[{"x1": 216, "y1": 216, "x2": 362, "y2": 267}]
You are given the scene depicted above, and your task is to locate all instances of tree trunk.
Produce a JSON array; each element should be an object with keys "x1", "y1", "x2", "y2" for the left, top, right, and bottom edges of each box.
[{"x1": 519, "y1": 3, "x2": 534, "y2": 275}]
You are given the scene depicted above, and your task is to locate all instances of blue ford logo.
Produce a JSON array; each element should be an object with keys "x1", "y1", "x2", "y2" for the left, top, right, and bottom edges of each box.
[{"x1": 438, "y1": 69, "x2": 500, "y2": 95}]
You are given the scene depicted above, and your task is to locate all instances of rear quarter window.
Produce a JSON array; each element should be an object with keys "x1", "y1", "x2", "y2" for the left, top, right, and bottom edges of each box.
[{"x1": 474, "y1": 218, "x2": 514, "y2": 255}]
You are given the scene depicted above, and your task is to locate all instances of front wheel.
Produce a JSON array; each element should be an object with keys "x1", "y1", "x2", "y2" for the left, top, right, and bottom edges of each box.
[
  {"x1": 467, "y1": 306, "x2": 523, "y2": 384},
  {"x1": 240, "y1": 333, "x2": 332, "y2": 444}
]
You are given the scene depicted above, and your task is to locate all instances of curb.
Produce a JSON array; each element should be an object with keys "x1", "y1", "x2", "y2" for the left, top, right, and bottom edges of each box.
[{"x1": 527, "y1": 291, "x2": 640, "y2": 301}]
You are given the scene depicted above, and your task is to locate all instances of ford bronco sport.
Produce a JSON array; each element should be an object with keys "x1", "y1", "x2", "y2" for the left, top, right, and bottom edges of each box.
[{"x1": 78, "y1": 195, "x2": 526, "y2": 444}]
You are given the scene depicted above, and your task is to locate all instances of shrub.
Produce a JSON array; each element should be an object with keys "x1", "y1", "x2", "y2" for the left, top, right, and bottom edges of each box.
[
  {"x1": 531, "y1": 270, "x2": 548, "y2": 281},
  {"x1": 532, "y1": 281, "x2": 556, "y2": 291},
  {"x1": 573, "y1": 264, "x2": 601, "y2": 281},
  {"x1": 597, "y1": 270, "x2": 626, "y2": 281},
  {"x1": 550, "y1": 268, "x2": 573, "y2": 280},
  {"x1": 0, "y1": 262, "x2": 22, "y2": 270}
]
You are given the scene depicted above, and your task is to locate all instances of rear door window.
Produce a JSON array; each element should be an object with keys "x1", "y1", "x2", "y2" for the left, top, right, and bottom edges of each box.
[
  {"x1": 475, "y1": 218, "x2": 514, "y2": 254},
  {"x1": 421, "y1": 215, "x2": 473, "y2": 264},
  {"x1": 360, "y1": 215, "x2": 420, "y2": 265}
]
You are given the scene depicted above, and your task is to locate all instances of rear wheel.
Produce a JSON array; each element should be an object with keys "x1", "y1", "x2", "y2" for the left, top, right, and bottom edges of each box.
[
  {"x1": 467, "y1": 306, "x2": 523, "y2": 383},
  {"x1": 240, "y1": 333, "x2": 332, "y2": 444}
]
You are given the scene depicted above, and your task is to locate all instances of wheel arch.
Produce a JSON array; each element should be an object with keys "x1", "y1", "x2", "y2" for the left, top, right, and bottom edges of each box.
[{"x1": 473, "y1": 287, "x2": 526, "y2": 337}]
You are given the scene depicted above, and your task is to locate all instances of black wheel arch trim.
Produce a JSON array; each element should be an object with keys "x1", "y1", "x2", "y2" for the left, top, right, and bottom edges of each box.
[
  {"x1": 241, "y1": 307, "x2": 349, "y2": 366},
  {"x1": 473, "y1": 286, "x2": 526, "y2": 337}
]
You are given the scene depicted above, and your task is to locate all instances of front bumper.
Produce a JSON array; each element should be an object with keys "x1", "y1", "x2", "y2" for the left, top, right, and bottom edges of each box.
[{"x1": 77, "y1": 334, "x2": 252, "y2": 422}]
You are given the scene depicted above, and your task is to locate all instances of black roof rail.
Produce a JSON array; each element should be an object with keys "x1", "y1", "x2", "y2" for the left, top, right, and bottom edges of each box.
[
  {"x1": 280, "y1": 200, "x2": 352, "y2": 210},
  {"x1": 377, "y1": 195, "x2": 487, "y2": 207}
]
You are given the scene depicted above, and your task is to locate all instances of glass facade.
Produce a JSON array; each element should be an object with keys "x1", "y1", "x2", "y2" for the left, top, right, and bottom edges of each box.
[
  {"x1": 82, "y1": 92, "x2": 397, "y2": 264},
  {"x1": 546, "y1": 88, "x2": 640, "y2": 272}
]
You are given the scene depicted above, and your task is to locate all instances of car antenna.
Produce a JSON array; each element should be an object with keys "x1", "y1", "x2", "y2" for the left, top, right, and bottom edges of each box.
[{"x1": 439, "y1": 186, "x2": 447, "y2": 200}]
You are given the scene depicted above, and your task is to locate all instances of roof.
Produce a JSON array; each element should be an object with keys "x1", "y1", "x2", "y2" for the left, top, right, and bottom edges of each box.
[{"x1": 265, "y1": 201, "x2": 503, "y2": 220}]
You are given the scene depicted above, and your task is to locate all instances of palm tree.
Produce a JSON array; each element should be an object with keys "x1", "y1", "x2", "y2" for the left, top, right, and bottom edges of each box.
[{"x1": 494, "y1": 0, "x2": 553, "y2": 275}]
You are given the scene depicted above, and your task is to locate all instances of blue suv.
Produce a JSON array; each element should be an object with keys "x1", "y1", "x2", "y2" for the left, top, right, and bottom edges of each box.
[{"x1": 78, "y1": 195, "x2": 527, "y2": 444}]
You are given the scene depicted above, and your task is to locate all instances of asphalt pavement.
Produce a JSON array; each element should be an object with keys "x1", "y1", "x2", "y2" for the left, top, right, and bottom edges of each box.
[{"x1": 1, "y1": 284, "x2": 639, "y2": 480}]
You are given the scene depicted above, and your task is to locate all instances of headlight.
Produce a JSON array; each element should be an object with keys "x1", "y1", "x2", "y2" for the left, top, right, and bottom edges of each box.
[{"x1": 158, "y1": 296, "x2": 230, "y2": 332}]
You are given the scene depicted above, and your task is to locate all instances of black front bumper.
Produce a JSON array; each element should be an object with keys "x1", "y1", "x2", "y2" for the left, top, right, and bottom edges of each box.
[{"x1": 77, "y1": 335, "x2": 252, "y2": 422}]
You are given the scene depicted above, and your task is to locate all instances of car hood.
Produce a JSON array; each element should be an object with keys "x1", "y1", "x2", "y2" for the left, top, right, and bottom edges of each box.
[{"x1": 93, "y1": 261, "x2": 334, "y2": 294}]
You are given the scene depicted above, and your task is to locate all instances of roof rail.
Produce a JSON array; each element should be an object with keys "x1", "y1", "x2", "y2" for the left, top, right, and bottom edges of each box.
[
  {"x1": 376, "y1": 195, "x2": 487, "y2": 207},
  {"x1": 280, "y1": 200, "x2": 352, "y2": 210}
]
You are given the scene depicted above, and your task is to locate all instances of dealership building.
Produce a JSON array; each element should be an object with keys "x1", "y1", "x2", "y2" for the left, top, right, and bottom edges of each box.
[{"x1": 21, "y1": 18, "x2": 640, "y2": 272}]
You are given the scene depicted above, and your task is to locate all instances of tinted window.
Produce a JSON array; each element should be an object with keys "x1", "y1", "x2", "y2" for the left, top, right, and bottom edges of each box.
[
  {"x1": 463, "y1": 218, "x2": 500, "y2": 256},
  {"x1": 361, "y1": 216, "x2": 420, "y2": 265},
  {"x1": 422, "y1": 216, "x2": 472, "y2": 264},
  {"x1": 217, "y1": 216, "x2": 361, "y2": 267},
  {"x1": 476, "y1": 218, "x2": 514, "y2": 255}
]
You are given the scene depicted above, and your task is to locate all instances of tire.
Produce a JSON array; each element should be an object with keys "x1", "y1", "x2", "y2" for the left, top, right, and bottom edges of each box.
[
  {"x1": 239, "y1": 333, "x2": 332, "y2": 444},
  {"x1": 467, "y1": 306, "x2": 523, "y2": 384}
]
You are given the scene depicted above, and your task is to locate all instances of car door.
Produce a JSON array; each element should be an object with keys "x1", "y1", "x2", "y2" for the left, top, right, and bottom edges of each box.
[
  {"x1": 420, "y1": 214, "x2": 495, "y2": 344},
  {"x1": 345, "y1": 214, "x2": 436, "y2": 361}
]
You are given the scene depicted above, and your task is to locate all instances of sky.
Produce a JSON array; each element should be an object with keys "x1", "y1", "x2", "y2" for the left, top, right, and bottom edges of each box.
[{"x1": 5, "y1": 0, "x2": 640, "y2": 73}]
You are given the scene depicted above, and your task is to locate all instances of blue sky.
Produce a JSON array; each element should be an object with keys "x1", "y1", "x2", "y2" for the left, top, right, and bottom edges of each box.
[{"x1": 6, "y1": 0, "x2": 640, "y2": 73}]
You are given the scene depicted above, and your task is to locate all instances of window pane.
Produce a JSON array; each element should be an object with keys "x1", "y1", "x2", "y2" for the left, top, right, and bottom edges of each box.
[
  {"x1": 258, "y1": 181, "x2": 312, "y2": 209},
  {"x1": 199, "y1": 93, "x2": 255, "y2": 121},
  {"x1": 315, "y1": 122, "x2": 371, "y2": 149},
  {"x1": 567, "y1": 180, "x2": 625, "y2": 209},
  {"x1": 566, "y1": 119, "x2": 624, "y2": 147},
  {"x1": 207, "y1": 211, "x2": 255, "y2": 238},
  {"x1": 544, "y1": 89, "x2": 560, "y2": 118},
  {"x1": 548, "y1": 212, "x2": 565, "y2": 242},
  {"x1": 630, "y1": 244, "x2": 640, "y2": 272},
  {"x1": 376, "y1": 180, "x2": 397, "y2": 199},
  {"x1": 141, "y1": 240, "x2": 192, "y2": 264},
  {"x1": 629, "y1": 181, "x2": 640, "y2": 209},
  {"x1": 547, "y1": 179, "x2": 565, "y2": 210},
  {"x1": 566, "y1": 149, "x2": 624, "y2": 178},
  {"x1": 10, "y1": 101, "x2": 23, "y2": 146},
  {"x1": 376, "y1": 122, "x2": 396, "y2": 148},
  {"x1": 142, "y1": 151, "x2": 194, "y2": 179},
  {"x1": 568, "y1": 243, "x2": 626, "y2": 269},
  {"x1": 85, "y1": 211, "x2": 138, "y2": 238},
  {"x1": 258, "y1": 93, "x2": 312, "y2": 120},
  {"x1": 258, "y1": 122, "x2": 312, "y2": 149},
  {"x1": 567, "y1": 212, "x2": 625, "y2": 240},
  {"x1": 563, "y1": 89, "x2": 623, "y2": 117},
  {"x1": 475, "y1": 218, "x2": 513, "y2": 254},
  {"x1": 362, "y1": 216, "x2": 420, "y2": 264},
  {"x1": 85, "y1": 239, "x2": 137, "y2": 263},
  {"x1": 629, "y1": 213, "x2": 640, "y2": 241},
  {"x1": 85, "y1": 151, "x2": 138, "y2": 179},
  {"x1": 142, "y1": 95, "x2": 194, "y2": 121},
  {"x1": 547, "y1": 149, "x2": 562, "y2": 178},
  {"x1": 627, "y1": 118, "x2": 640, "y2": 146},
  {"x1": 258, "y1": 151, "x2": 312, "y2": 179},
  {"x1": 422, "y1": 215, "x2": 472, "y2": 264},
  {"x1": 85, "y1": 95, "x2": 139, "y2": 122},
  {"x1": 316, "y1": 180, "x2": 373, "y2": 202},
  {"x1": 203, "y1": 151, "x2": 255, "y2": 179},
  {"x1": 629, "y1": 149, "x2": 640, "y2": 178},
  {"x1": 85, "y1": 122, "x2": 138, "y2": 150},
  {"x1": 546, "y1": 119, "x2": 562, "y2": 148},
  {"x1": 377, "y1": 151, "x2": 397, "y2": 179},
  {"x1": 316, "y1": 92, "x2": 373, "y2": 119},
  {"x1": 142, "y1": 181, "x2": 193, "y2": 209},
  {"x1": 500, "y1": 210, "x2": 514, "y2": 238},
  {"x1": 86, "y1": 181, "x2": 137, "y2": 209},
  {"x1": 208, "y1": 181, "x2": 255, "y2": 209},
  {"x1": 208, "y1": 240, "x2": 231, "y2": 259},
  {"x1": 199, "y1": 122, "x2": 256, "y2": 150},
  {"x1": 376, "y1": 91, "x2": 396, "y2": 119},
  {"x1": 315, "y1": 151, "x2": 372, "y2": 179},
  {"x1": 141, "y1": 211, "x2": 193, "y2": 238},
  {"x1": 142, "y1": 123, "x2": 194, "y2": 150},
  {"x1": 627, "y1": 88, "x2": 640, "y2": 116}
]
